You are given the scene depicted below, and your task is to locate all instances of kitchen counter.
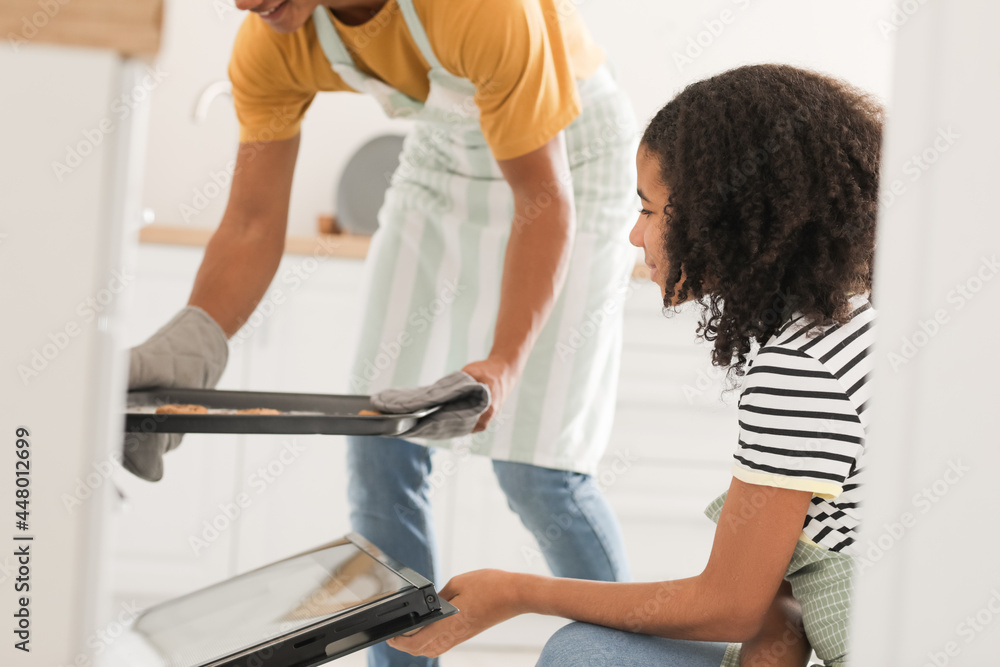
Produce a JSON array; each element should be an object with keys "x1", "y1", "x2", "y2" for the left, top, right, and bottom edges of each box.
[
  {"x1": 139, "y1": 223, "x2": 652, "y2": 279},
  {"x1": 0, "y1": 0, "x2": 162, "y2": 55},
  {"x1": 139, "y1": 223, "x2": 370, "y2": 260}
]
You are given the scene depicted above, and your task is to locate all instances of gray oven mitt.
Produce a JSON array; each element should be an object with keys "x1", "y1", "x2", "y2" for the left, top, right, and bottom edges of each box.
[
  {"x1": 123, "y1": 306, "x2": 229, "y2": 482},
  {"x1": 371, "y1": 371, "x2": 491, "y2": 439}
]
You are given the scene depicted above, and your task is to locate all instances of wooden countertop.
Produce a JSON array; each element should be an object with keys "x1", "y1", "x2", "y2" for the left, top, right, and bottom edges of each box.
[
  {"x1": 1, "y1": 0, "x2": 162, "y2": 55},
  {"x1": 139, "y1": 224, "x2": 651, "y2": 280},
  {"x1": 138, "y1": 224, "x2": 371, "y2": 260}
]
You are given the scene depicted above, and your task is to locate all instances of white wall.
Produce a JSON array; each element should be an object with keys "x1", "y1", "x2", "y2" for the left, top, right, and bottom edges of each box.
[
  {"x1": 582, "y1": 0, "x2": 894, "y2": 127},
  {"x1": 852, "y1": 1, "x2": 1000, "y2": 664},
  {"x1": 139, "y1": 0, "x2": 894, "y2": 237}
]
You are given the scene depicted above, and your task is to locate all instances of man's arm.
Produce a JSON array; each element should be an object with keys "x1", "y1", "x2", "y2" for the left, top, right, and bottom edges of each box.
[
  {"x1": 188, "y1": 134, "x2": 301, "y2": 336},
  {"x1": 462, "y1": 132, "x2": 575, "y2": 429}
]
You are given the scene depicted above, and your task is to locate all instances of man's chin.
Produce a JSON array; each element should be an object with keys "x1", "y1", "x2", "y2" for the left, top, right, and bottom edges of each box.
[
  {"x1": 267, "y1": 23, "x2": 301, "y2": 34},
  {"x1": 262, "y1": 17, "x2": 304, "y2": 33},
  {"x1": 257, "y1": 3, "x2": 309, "y2": 33}
]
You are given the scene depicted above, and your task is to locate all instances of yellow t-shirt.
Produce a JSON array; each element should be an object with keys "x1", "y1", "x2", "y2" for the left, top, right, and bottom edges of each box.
[{"x1": 228, "y1": 0, "x2": 605, "y2": 160}]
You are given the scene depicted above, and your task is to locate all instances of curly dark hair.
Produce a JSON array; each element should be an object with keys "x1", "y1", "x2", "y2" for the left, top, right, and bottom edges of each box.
[{"x1": 642, "y1": 64, "x2": 883, "y2": 380}]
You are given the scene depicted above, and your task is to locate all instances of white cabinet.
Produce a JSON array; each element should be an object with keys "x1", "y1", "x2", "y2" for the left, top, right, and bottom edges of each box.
[
  {"x1": 112, "y1": 243, "x2": 737, "y2": 657},
  {"x1": 112, "y1": 247, "x2": 247, "y2": 605}
]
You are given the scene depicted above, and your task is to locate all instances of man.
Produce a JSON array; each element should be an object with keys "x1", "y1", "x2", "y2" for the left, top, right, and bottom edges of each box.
[{"x1": 125, "y1": 1, "x2": 638, "y2": 665}]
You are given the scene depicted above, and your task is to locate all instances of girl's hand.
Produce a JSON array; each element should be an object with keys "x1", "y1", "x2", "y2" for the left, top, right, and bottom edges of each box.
[
  {"x1": 388, "y1": 569, "x2": 523, "y2": 658},
  {"x1": 739, "y1": 581, "x2": 812, "y2": 667}
]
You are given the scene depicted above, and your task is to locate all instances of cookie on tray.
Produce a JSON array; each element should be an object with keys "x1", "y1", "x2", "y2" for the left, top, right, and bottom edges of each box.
[{"x1": 155, "y1": 404, "x2": 209, "y2": 415}]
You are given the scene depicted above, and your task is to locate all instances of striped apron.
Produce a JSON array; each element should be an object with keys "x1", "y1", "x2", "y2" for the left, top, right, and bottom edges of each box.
[{"x1": 314, "y1": 0, "x2": 638, "y2": 474}]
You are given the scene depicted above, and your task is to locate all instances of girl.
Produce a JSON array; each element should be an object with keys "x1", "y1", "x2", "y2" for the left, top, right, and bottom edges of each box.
[{"x1": 388, "y1": 63, "x2": 883, "y2": 667}]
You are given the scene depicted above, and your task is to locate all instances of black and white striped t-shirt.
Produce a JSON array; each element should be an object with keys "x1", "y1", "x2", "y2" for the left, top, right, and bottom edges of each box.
[{"x1": 733, "y1": 295, "x2": 875, "y2": 554}]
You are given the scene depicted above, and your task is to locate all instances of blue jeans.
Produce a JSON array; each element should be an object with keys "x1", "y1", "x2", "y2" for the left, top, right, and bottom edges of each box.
[
  {"x1": 537, "y1": 623, "x2": 728, "y2": 667},
  {"x1": 347, "y1": 436, "x2": 631, "y2": 667}
]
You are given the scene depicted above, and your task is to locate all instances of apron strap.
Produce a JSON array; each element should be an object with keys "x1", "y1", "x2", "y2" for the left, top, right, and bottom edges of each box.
[
  {"x1": 395, "y1": 0, "x2": 443, "y2": 70},
  {"x1": 311, "y1": 6, "x2": 354, "y2": 67}
]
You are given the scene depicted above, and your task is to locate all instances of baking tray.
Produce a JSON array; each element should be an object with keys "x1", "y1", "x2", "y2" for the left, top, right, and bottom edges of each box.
[{"x1": 125, "y1": 388, "x2": 434, "y2": 437}]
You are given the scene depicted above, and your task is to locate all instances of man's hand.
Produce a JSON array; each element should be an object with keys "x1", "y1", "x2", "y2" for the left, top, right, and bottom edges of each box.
[
  {"x1": 123, "y1": 306, "x2": 228, "y2": 481},
  {"x1": 460, "y1": 357, "x2": 516, "y2": 432},
  {"x1": 388, "y1": 569, "x2": 522, "y2": 658}
]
